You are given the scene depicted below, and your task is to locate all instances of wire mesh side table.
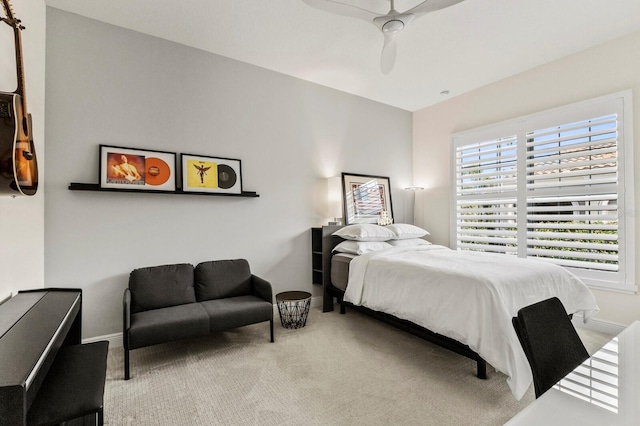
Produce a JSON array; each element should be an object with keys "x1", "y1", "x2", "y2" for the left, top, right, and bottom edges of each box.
[{"x1": 276, "y1": 291, "x2": 311, "y2": 329}]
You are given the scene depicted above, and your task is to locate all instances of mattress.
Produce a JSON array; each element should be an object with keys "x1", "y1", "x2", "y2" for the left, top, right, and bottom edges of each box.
[
  {"x1": 330, "y1": 253, "x2": 355, "y2": 291},
  {"x1": 342, "y1": 244, "x2": 599, "y2": 400}
]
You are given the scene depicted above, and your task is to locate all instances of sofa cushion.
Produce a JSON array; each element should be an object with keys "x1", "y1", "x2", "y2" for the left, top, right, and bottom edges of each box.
[
  {"x1": 129, "y1": 263, "x2": 196, "y2": 314},
  {"x1": 128, "y1": 303, "x2": 210, "y2": 349},
  {"x1": 199, "y1": 295, "x2": 272, "y2": 332},
  {"x1": 194, "y1": 259, "x2": 252, "y2": 301}
]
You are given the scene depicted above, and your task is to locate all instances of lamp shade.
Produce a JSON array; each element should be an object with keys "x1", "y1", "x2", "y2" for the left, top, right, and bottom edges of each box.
[{"x1": 327, "y1": 176, "x2": 342, "y2": 222}]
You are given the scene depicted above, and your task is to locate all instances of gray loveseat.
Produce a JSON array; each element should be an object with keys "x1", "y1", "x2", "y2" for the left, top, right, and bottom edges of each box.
[{"x1": 123, "y1": 259, "x2": 274, "y2": 380}]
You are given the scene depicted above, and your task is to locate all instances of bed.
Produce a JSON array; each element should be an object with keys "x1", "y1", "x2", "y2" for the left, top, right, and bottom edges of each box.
[{"x1": 319, "y1": 224, "x2": 599, "y2": 400}]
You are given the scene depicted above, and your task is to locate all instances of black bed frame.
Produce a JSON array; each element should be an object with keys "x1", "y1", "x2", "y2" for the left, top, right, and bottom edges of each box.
[{"x1": 320, "y1": 226, "x2": 487, "y2": 380}]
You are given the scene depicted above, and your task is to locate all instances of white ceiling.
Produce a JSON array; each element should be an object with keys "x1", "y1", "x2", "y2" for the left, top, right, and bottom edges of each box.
[{"x1": 44, "y1": 0, "x2": 640, "y2": 112}]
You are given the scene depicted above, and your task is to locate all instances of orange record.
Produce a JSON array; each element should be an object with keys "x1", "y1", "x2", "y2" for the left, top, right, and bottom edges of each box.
[{"x1": 145, "y1": 157, "x2": 171, "y2": 186}]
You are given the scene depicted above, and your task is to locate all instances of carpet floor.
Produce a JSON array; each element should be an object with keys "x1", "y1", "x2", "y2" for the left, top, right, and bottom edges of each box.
[{"x1": 104, "y1": 306, "x2": 611, "y2": 425}]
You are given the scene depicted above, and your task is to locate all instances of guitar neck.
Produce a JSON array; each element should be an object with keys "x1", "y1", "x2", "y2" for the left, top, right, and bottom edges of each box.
[{"x1": 13, "y1": 22, "x2": 27, "y2": 115}]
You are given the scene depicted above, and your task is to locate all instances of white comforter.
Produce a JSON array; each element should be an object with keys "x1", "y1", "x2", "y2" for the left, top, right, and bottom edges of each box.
[{"x1": 343, "y1": 245, "x2": 599, "y2": 400}]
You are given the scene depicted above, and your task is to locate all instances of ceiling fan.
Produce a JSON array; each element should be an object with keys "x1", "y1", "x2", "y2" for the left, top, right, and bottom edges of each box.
[{"x1": 304, "y1": 0, "x2": 465, "y2": 74}]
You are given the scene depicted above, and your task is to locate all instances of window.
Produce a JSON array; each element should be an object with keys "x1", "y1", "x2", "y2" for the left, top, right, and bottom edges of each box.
[{"x1": 452, "y1": 91, "x2": 635, "y2": 292}]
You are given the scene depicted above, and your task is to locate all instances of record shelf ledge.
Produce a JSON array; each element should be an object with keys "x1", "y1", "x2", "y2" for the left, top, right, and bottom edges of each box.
[{"x1": 68, "y1": 182, "x2": 259, "y2": 197}]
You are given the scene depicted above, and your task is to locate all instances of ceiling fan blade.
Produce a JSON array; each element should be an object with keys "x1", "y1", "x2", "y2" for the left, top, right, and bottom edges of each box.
[
  {"x1": 303, "y1": 0, "x2": 379, "y2": 22},
  {"x1": 380, "y1": 34, "x2": 397, "y2": 75},
  {"x1": 405, "y1": 0, "x2": 466, "y2": 17}
]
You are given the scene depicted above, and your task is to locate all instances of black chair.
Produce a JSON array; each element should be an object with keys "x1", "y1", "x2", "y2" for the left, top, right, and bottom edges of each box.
[
  {"x1": 27, "y1": 341, "x2": 109, "y2": 426},
  {"x1": 512, "y1": 297, "x2": 589, "y2": 398}
]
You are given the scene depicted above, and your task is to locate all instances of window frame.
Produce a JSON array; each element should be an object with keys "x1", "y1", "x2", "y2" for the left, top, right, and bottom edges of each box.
[{"x1": 450, "y1": 90, "x2": 635, "y2": 293}]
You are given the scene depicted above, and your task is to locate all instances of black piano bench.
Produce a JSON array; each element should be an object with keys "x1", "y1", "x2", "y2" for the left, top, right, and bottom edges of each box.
[{"x1": 27, "y1": 341, "x2": 109, "y2": 426}]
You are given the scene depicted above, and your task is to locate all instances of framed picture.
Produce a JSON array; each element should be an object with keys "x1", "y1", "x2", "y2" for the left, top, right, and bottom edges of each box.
[
  {"x1": 99, "y1": 145, "x2": 177, "y2": 191},
  {"x1": 342, "y1": 172, "x2": 393, "y2": 225},
  {"x1": 180, "y1": 154, "x2": 242, "y2": 194}
]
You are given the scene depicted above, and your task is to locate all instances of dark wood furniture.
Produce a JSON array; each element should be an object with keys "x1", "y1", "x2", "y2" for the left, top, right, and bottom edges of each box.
[
  {"x1": 317, "y1": 226, "x2": 488, "y2": 379},
  {"x1": 0, "y1": 288, "x2": 108, "y2": 425},
  {"x1": 310, "y1": 226, "x2": 342, "y2": 310},
  {"x1": 311, "y1": 226, "x2": 341, "y2": 287},
  {"x1": 311, "y1": 227, "x2": 323, "y2": 285}
]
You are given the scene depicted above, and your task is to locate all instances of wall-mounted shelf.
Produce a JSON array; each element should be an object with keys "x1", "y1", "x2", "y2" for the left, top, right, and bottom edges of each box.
[{"x1": 68, "y1": 183, "x2": 259, "y2": 197}]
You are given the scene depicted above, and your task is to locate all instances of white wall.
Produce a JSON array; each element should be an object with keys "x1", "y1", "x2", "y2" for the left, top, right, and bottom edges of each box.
[
  {"x1": 0, "y1": 0, "x2": 45, "y2": 301},
  {"x1": 413, "y1": 30, "x2": 640, "y2": 327},
  {"x1": 44, "y1": 9, "x2": 413, "y2": 340}
]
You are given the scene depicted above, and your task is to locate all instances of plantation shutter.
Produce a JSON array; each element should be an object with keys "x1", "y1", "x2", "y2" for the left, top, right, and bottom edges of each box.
[
  {"x1": 454, "y1": 134, "x2": 518, "y2": 254},
  {"x1": 525, "y1": 114, "x2": 619, "y2": 272},
  {"x1": 451, "y1": 91, "x2": 634, "y2": 292}
]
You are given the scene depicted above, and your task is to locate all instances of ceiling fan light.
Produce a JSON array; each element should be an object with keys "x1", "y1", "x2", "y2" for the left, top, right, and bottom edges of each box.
[{"x1": 382, "y1": 19, "x2": 404, "y2": 34}]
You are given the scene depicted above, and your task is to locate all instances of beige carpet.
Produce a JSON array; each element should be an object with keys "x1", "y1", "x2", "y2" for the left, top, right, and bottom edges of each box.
[{"x1": 104, "y1": 306, "x2": 610, "y2": 425}]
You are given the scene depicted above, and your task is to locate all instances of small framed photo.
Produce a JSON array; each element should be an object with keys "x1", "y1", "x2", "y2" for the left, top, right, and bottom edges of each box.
[
  {"x1": 181, "y1": 154, "x2": 242, "y2": 194},
  {"x1": 342, "y1": 172, "x2": 393, "y2": 225},
  {"x1": 99, "y1": 145, "x2": 177, "y2": 191}
]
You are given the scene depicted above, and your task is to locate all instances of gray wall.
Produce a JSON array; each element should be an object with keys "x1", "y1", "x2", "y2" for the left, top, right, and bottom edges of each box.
[{"x1": 45, "y1": 8, "x2": 413, "y2": 339}]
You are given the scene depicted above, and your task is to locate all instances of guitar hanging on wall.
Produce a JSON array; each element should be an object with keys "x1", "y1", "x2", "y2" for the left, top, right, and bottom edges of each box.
[{"x1": 0, "y1": 0, "x2": 38, "y2": 196}]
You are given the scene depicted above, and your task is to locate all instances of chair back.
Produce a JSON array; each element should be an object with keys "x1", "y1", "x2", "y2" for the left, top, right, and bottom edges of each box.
[
  {"x1": 512, "y1": 297, "x2": 589, "y2": 398},
  {"x1": 194, "y1": 259, "x2": 252, "y2": 301},
  {"x1": 129, "y1": 263, "x2": 195, "y2": 314}
]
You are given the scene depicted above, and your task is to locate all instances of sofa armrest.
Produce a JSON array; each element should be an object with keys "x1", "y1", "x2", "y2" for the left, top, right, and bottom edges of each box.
[
  {"x1": 251, "y1": 275, "x2": 273, "y2": 303},
  {"x1": 123, "y1": 288, "x2": 131, "y2": 334}
]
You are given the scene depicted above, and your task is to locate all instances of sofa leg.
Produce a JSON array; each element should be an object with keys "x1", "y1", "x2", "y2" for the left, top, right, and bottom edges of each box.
[
  {"x1": 124, "y1": 347, "x2": 130, "y2": 380},
  {"x1": 270, "y1": 317, "x2": 274, "y2": 342}
]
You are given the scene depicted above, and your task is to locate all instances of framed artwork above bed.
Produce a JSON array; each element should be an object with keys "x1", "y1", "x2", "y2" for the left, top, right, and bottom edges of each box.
[{"x1": 342, "y1": 172, "x2": 393, "y2": 225}]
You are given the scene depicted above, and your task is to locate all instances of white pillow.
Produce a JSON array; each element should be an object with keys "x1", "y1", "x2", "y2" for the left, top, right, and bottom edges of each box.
[
  {"x1": 387, "y1": 238, "x2": 432, "y2": 247},
  {"x1": 332, "y1": 240, "x2": 392, "y2": 255},
  {"x1": 332, "y1": 224, "x2": 396, "y2": 242},
  {"x1": 386, "y1": 224, "x2": 430, "y2": 240}
]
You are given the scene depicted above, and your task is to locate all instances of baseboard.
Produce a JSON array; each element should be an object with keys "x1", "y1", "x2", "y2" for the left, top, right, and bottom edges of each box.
[
  {"x1": 85, "y1": 299, "x2": 323, "y2": 349},
  {"x1": 310, "y1": 295, "x2": 322, "y2": 309},
  {"x1": 572, "y1": 313, "x2": 625, "y2": 336},
  {"x1": 83, "y1": 332, "x2": 124, "y2": 348},
  {"x1": 0, "y1": 292, "x2": 12, "y2": 305}
]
